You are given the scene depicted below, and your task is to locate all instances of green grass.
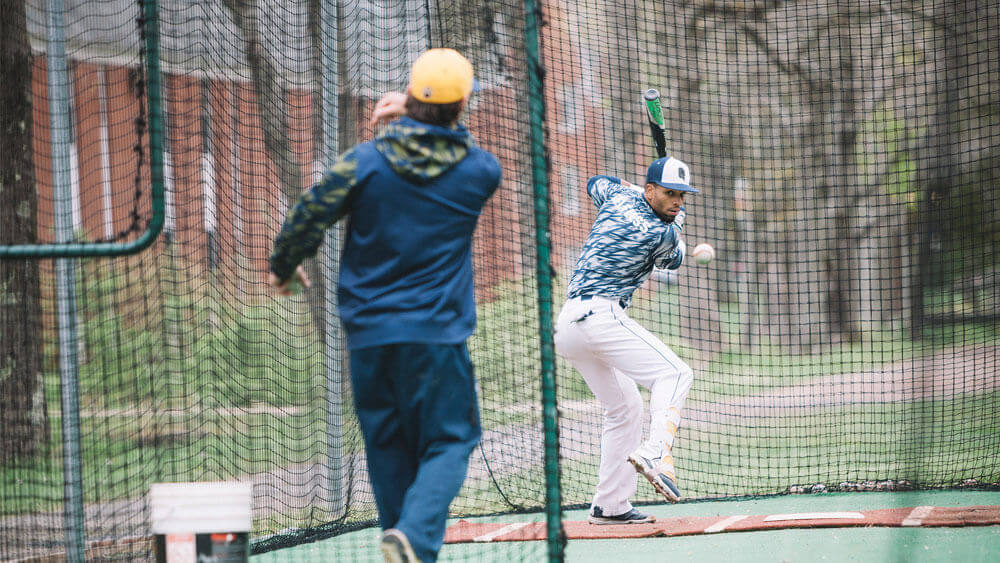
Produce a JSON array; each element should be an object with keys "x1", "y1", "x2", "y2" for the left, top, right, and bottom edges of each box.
[
  {"x1": 0, "y1": 409, "x2": 342, "y2": 515},
  {"x1": 551, "y1": 390, "x2": 1000, "y2": 508},
  {"x1": 679, "y1": 390, "x2": 1000, "y2": 498},
  {"x1": 4, "y1": 271, "x2": 998, "y2": 526},
  {"x1": 50, "y1": 291, "x2": 325, "y2": 411}
]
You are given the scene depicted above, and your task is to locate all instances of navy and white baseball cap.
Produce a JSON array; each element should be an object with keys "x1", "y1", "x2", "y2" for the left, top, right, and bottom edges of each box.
[{"x1": 646, "y1": 156, "x2": 698, "y2": 193}]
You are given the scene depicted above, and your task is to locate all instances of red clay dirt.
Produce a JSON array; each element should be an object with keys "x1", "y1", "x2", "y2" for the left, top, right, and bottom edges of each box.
[{"x1": 444, "y1": 505, "x2": 1000, "y2": 543}]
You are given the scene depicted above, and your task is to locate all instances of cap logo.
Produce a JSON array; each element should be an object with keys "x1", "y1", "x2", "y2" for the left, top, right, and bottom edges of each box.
[
  {"x1": 646, "y1": 156, "x2": 699, "y2": 193},
  {"x1": 422, "y1": 87, "x2": 433, "y2": 99}
]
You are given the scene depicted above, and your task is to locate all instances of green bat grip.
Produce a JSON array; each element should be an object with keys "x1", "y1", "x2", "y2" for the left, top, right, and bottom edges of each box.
[
  {"x1": 644, "y1": 88, "x2": 667, "y2": 157},
  {"x1": 644, "y1": 88, "x2": 665, "y2": 128}
]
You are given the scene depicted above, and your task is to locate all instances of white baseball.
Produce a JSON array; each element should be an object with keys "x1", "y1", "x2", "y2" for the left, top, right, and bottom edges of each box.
[{"x1": 691, "y1": 243, "x2": 715, "y2": 265}]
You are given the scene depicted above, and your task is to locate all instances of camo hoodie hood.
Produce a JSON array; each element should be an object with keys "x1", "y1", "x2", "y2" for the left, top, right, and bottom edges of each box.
[{"x1": 374, "y1": 116, "x2": 473, "y2": 184}]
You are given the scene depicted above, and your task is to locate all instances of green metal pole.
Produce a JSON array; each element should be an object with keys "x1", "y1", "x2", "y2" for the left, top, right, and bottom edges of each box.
[
  {"x1": 523, "y1": 1, "x2": 564, "y2": 561},
  {"x1": 0, "y1": 0, "x2": 164, "y2": 259},
  {"x1": 319, "y1": 0, "x2": 345, "y2": 518},
  {"x1": 43, "y1": 0, "x2": 85, "y2": 558},
  {"x1": 27, "y1": 1, "x2": 164, "y2": 558}
]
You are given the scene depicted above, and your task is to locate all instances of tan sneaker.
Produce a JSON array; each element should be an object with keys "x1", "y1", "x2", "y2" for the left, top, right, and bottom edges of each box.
[
  {"x1": 628, "y1": 451, "x2": 681, "y2": 503},
  {"x1": 381, "y1": 528, "x2": 420, "y2": 563}
]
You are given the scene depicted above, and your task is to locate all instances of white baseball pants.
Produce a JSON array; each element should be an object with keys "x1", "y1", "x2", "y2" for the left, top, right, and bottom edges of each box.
[{"x1": 554, "y1": 295, "x2": 693, "y2": 515}]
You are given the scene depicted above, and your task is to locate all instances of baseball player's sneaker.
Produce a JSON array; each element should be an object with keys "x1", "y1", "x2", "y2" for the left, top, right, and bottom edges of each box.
[
  {"x1": 588, "y1": 506, "x2": 656, "y2": 525},
  {"x1": 628, "y1": 451, "x2": 681, "y2": 503},
  {"x1": 381, "y1": 528, "x2": 419, "y2": 563}
]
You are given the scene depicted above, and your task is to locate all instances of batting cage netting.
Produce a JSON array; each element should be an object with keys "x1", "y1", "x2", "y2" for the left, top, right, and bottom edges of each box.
[{"x1": 1, "y1": 0, "x2": 997, "y2": 561}]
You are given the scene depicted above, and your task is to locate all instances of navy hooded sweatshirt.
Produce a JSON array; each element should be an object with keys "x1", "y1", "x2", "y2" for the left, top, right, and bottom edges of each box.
[{"x1": 270, "y1": 116, "x2": 501, "y2": 350}]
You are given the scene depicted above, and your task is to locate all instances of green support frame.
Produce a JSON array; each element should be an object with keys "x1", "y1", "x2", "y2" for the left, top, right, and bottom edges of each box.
[
  {"x1": 0, "y1": 0, "x2": 164, "y2": 259},
  {"x1": 0, "y1": 2, "x2": 162, "y2": 560}
]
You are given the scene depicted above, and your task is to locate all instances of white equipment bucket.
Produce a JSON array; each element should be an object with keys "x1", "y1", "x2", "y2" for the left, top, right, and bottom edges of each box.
[{"x1": 150, "y1": 482, "x2": 253, "y2": 563}]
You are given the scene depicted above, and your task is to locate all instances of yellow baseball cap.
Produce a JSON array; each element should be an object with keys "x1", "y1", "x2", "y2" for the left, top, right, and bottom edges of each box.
[{"x1": 408, "y1": 49, "x2": 478, "y2": 104}]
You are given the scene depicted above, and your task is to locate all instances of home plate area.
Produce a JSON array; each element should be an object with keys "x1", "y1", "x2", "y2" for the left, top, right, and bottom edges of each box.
[{"x1": 443, "y1": 505, "x2": 1000, "y2": 543}]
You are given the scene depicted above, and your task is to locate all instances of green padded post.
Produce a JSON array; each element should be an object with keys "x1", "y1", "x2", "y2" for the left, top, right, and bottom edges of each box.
[{"x1": 524, "y1": 0, "x2": 565, "y2": 560}]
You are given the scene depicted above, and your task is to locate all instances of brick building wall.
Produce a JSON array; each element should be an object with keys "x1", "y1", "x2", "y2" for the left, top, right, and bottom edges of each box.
[{"x1": 29, "y1": 46, "x2": 607, "y2": 302}]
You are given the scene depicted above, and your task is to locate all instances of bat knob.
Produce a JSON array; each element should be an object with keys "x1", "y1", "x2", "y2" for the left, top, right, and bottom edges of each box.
[{"x1": 643, "y1": 88, "x2": 660, "y2": 101}]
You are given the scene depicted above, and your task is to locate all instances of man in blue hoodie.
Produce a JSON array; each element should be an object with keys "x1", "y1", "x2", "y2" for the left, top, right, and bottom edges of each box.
[{"x1": 269, "y1": 49, "x2": 501, "y2": 563}]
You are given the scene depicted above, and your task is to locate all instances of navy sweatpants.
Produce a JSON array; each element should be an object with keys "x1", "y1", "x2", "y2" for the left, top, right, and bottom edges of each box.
[{"x1": 350, "y1": 342, "x2": 481, "y2": 563}]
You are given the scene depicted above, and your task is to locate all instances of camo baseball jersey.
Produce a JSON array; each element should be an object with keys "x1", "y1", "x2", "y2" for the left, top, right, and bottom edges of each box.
[{"x1": 566, "y1": 175, "x2": 685, "y2": 308}]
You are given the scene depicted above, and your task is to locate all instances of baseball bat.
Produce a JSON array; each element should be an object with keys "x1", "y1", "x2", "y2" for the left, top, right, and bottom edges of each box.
[{"x1": 643, "y1": 88, "x2": 667, "y2": 158}]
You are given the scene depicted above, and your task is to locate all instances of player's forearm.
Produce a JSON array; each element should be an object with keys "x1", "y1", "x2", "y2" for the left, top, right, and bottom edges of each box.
[
  {"x1": 654, "y1": 228, "x2": 686, "y2": 270},
  {"x1": 662, "y1": 238, "x2": 686, "y2": 270},
  {"x1": 269, "y1": 151, "x2": 360, "y2": 281},
  {"x1": 269, "y1": 208, "x2": 326, "y2": 282}
]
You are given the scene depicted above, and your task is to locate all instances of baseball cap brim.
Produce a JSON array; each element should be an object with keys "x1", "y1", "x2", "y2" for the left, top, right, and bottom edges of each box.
[
  {"x1": 652, "y1": 180, "x2": 699, "y2": 194},
  {"x1": 647, "y1": 156, "x2": 698, "y2": 193}
]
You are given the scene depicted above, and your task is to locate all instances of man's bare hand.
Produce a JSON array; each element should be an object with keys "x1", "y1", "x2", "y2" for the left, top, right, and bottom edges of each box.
[
  {"x1": 269, "y1": 265, "x2": 312, "y2": 296},
  {"x1": 370, "y1": 92, "x2": 407, "y2": 127}
]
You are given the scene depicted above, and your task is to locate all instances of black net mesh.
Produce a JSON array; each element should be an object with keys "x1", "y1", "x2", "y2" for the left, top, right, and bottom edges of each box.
[
  {"x1": 1, "y1": 0, "x2": 998, "y2": 561},
  {"x1": 545, "y1": 0, "x2": 999, "y2": 504}
]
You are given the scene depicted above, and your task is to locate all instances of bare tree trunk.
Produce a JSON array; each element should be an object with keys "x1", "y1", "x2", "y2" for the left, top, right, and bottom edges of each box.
[
  {"x1": 308, "y1": 0, "x2": 324, "y2": 154},
  {"x1": 824, "y1": 0, "x2": 864, "y2": 344},
  {"x1": 749, "y1": 4, "x2": 845, "y2": 351},
  {"x1": 669, "y1": 3, "x2": 722, "y2": 351},
  {"x1": 0, "y1": 0, "x2": 48, "y2": 462},
  {"x1": 911, "y1": 1, "x2": 963, "y2": 337},
  {"x1": 221, "y1": 0, "x2": 327, "y2": 341},
  {"x1": 600, "y1": 0, "x2": 642, "y2": 174}
]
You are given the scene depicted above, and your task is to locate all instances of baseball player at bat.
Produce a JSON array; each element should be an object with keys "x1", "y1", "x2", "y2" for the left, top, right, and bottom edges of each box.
[{"x1": 555, "y1": 156, "x2": 698, "y2": 524}]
